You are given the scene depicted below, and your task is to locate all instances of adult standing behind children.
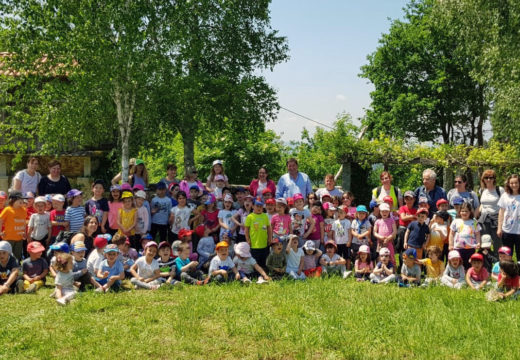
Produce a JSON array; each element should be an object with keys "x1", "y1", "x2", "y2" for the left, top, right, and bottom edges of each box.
[
  {"x1": 478, "y1": 169, "x2": 504, "y2": 255},
  {"x1": 414, "y1": 168, "x2": 447, "y2": 216},
  {"x1": 371, "y1": 171, "x2": 402, "y2": 211},
  {"x1": 179, "y1": 167, "x2": 205, "y2": 199},
  {"x1": 315, "y1": 174, "x2": 343, "y2": 202},
  {"x1": 11, "y1": 157, "x2": 41, "y2": 195},
  {"x1": 447, "y1": 174, "x2": 480, "y2": 218},
  {"x1": 497, "y1": 174, "x2": 520, "y2": 261},
  {"x1": 249, "y1": 167, "x2": 277, "y2": 198},
  {"x1": 38, "y1": 160, "x2": 71, "y2": 196},
  {"x1": 276, "y1": 158, "x2": 313, "y2": 200}
]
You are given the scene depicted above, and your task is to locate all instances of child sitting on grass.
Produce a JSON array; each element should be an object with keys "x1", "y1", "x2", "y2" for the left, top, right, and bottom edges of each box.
[
  {"x1": 418, "y1": 245, "x2": 444, "y2": 286},
  {"x1": 54, "y1": 253, "x2": 76, "y2": 305},
  {"x1": 130, "y1": 242, "x2": 162, "y2": 290},
  {"x1": 21, "y1": 241, "x2": 48, "y2": 293},
  {"x1": 285, "y1": 235, "x2": 305, "y2": 280},
  {"x1": 354, "y1": 245, "x2": 373, "y2": 282},
  {"x1": 233, "y1": 242, "x2": 270, "y2": 284},
  {"x1": 369, "y1": 247, "x2": 395, "y2": 284},
  {"x1": 0, "y1": 241, "x2": 22, "y2": 295},
  {"x1": 487, "y1": 260, "x2": 520, "y2": 301},
  {"x1": 157, "y1": 241, "x2": 179, "y2": 286},
  {"x1": 71, "y1": 241, "x2": 101, "y2": 291},
  {"x1": 49, "y1": 242, "x2": 70, "y2": 278},
  {"x1": 398, "y1": 248, "x2": 421, "y2": 287},
  {"x1": 266, "y1": 239, "x2": 286, "y2": 280},
  {"x1": 175, "y1": 243, "x2": 207, "y2": 285},
  {"x1": 319, "y1": 241, "x2": 350, "y2": 279},
  {"x1": 302, "y1": 240, "x2": 323, "y2": 278},
  {"x1": 465, "y1": 253, "x2": 489, "y2": 291},
  {"x1": 441, "y1": 250, "x2": 465, "y2": 289},
  {"x1": 208, "y1": 241, "x2": 240, "y2": 283},
  {"x1": 491, "y1": 246, "x2": 512, "y2": 282},
  {"x1": 196, "y1": 226, "x2": 216, "y2": 270},
  {"x1": 96, "y1": 244, "x2": 125, "y2": 293}
]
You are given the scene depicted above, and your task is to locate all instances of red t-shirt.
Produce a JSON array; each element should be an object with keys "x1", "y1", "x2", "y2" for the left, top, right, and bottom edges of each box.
[
  {"x1": 50, "y1": 209, "x2": 66, "y2": 237},
  {"x1": 498, "y1": 273, "x2": 520, "y2": 289},
  {"x1": 201, "y1": 209, "x2": 219, "y2": 230},
  {"x1": 398, "y1": 205, "x2": 417, "y2": 227}
]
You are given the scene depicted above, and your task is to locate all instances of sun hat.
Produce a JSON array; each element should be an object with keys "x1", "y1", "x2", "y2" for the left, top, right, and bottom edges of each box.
[
  {"x1": 234, "y1": 242, "x2": 251, "y2": 258},
  {"x1": 71, "y1": 241, "x2": 87, "y2": 252},
  {"x1": 356, "y1": 205, "x2": 368, "y2": 213},
  {"x1": 286, "y1": 197, "x2": 294, "y2": 206},
  {"x1": 52, "y1": 194, "x2": 65, "y2": 202},
  {"x1": 303, "y1": 240, "x2": 316, "y2": 252},
  {"x1": 448, "y1": 250, "x2": 461, "y2": 260},
  {"x1": 121, "y1": 191, "x2": 134, "y2": 199},
  {"x1": 44, "y1": 194, "x2": 52, "y2": 202},
  {"x1": 270, "y1": 238, "x2": 281, "y2": 246},
  {"x1": 359, "y1": 245, "x2": 370, "y2": 254},
  {"x1": 0, "y1": 241, "x2": 12, "y2": 254}
]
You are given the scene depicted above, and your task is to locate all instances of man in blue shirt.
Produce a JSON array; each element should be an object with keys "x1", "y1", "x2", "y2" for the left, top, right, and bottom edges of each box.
[
  {"x1": 275, "y1": 158, "x2": 313, "y2": 200},
  {"x1": 414, "y1": 169, "x2": 447, "y2": 215}
]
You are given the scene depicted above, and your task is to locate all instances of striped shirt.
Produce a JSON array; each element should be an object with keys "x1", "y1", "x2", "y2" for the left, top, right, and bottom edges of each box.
[{"x1": 64, "y1": 206, "x2": 86, "y2": 232}]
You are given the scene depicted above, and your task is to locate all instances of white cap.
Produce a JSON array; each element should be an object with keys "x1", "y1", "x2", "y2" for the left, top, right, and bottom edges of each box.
[
  {"x1": 212, "y1": 159, "x2": 223, "y2": 166},
  {"x1": 34, "y1": 196, "x2": 47, "y2": 204},
  {"x1": 135, "y1": 190, "x2": 147, "y2": 199},
  {"x1": 379, "y1": 247, "x2": 390, "y2": 256},
  {"x1": 448, "y1": 250, "x2": 461, "y2": 260},
  {"x1": 52, "y1": 194, "x2": 65, "y2": 202},
  {"x1": 0, "y1": 240, "x2": 12, "y2": 254},
  {"x1": 379, "y1": 203, "x2": 390, "y2": 212}
]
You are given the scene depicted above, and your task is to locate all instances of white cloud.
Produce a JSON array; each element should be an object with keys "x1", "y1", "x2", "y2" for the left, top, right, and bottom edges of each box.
[{"x1": 335, "y1": 94, "x2": 347, "y2": 101}]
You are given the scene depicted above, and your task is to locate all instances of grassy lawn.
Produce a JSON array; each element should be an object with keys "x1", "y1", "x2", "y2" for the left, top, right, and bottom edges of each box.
[{"x1": 1, "y1": 278, "x2": 519, "y2": 360}]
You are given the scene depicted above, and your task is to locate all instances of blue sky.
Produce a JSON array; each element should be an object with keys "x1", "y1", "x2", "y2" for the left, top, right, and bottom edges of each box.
[{"x1": 264, "y1": 0, "x2": 409, "y2": 141}]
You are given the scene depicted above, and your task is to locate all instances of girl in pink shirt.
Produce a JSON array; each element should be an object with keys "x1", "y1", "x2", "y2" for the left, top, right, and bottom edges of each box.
[
  {"x1": 271, "y1": 198, "x2": 292, "y2": 246},
  {"x1": 374, "y1": 203, "x2": 397, "y2": 266}
]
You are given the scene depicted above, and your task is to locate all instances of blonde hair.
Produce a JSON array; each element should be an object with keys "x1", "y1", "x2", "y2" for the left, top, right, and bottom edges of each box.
[{"x1": 55, "y1": 253, "x2": 73, "y2": 272}]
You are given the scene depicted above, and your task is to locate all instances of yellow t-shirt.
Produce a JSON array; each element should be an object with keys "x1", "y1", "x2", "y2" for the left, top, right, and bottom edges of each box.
[
  {"x1": 117, "y1": 208, "x2": 136, "y2": 236},
  {"x1": 420, "y1": 258, "x2": 444, "y2": 278},
  {"x1": 0, "y1": 206, "x2": 27, "y2": 241}
]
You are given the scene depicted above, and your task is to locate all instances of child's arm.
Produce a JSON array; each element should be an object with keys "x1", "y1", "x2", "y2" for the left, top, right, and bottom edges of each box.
[
  {"x1": 303, "y1": 217, "x2": 315, "y2": 239},
  {"x1": 253, "y1": 263, "x2": 270, "y2": 280},
  {"x1": 361, "y1": 227, "x2": 372, "y2": 245},
  {"x1": 372, "y1": 264, "x2": 382, "y2": 275},
  {"x1": 129, "y1": 263, "x2": 142, "y2": 280},
  {"x1": 373, "y1": 222, "x2": 383, "y2": 241},
  {"x1": 232, "y1": 265, "x2": 240, "y2": 280},
  {"x1": 465, "y1": 270, "x2": 476, "y2": 289},
  {"x1": 319, "y1": 221, "x2": 324, "y2": 244},
  {"x1": 298, "y1": 255, "x2": 304, "y2": 275},
  {"x1": 475, "y1": 231, "x2": 481, "y2": 249},
  {"x1": 386, "y1": 222, "x2": 397, "y2": 244},
  {"x1": 231, "y1": 212, "x2": 242, "y2": 227},
  {"x1": 500, "y1": 285, "x2": 519, "y2": 299},
  {"x1": 244, "y1": 226, "x2": 251, "y2": 245},
  {"x1": 383, "y1": 263, "x2": 394, "y2": 275},
  {"x1": 180, "y1": 261, "x2": 197, "y2": 273},
  {"x1": 218, "y1": 216, "x2": 229, "y2": 230},
  {"x1": 448, "y1": 230, "x2": 454, "y2": 251},
  {"x1": 403, "y1": 229, "x2": 410, "y2": 249},
  {"x1": 101, "y1": 212, "x2": 108, "y2": 233},
  {"x1": 0, "y1": 266, "x2": 18, "y2": 295},
  {"x1": 145, "y1": 268, "x2": 162, "y2": 282}
]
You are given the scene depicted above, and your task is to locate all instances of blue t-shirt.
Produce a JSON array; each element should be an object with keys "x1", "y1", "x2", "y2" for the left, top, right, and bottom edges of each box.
[
  {"x1": 151, "y1": 196, "x2": 172, "y2": 225},
  {"x1": 174, "y1": 257, "x2": 190, "y2": 277},
  {"x1": 100, "y1": 259, "x2": 124, "y2": 278},
  {"x1": 406, "y1": 221, "x2": 430, "y2": 247}
]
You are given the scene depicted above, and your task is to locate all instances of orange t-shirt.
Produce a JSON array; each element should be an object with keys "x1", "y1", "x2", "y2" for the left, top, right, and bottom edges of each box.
[{"x1": 0, "y1": 206, "x2": 27, "y2": 241}]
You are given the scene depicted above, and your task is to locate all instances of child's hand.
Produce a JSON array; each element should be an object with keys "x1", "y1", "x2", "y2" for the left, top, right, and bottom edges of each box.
[
  {"x1": 235, "y1": 272, "x2": 240, "y2": 280},
  {"x1": 264, "y1": 275, "x2": 271, "y2": 281},
  {"x1": 81, "y1": 268, "x2": 88, "y2": 274},
  {"x1": 191, "y1": 261, "x2": 199, "y2": 268},
  {"x1": 103, "y1": 271, "x2": 109, "y2": 278},
  {"x1": 221, "y1": 270, "x2": 228, "y2": 279}
]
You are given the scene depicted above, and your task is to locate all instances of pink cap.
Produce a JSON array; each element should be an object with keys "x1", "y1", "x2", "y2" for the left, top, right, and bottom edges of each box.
[{"x1": 293, "y1": 193, "x2": 304, "y2": 201}]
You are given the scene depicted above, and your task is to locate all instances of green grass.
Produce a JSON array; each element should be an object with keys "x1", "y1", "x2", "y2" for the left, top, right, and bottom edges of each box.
[{"x1": 1, "y1": 278, "x2": 520, "y2": 360}]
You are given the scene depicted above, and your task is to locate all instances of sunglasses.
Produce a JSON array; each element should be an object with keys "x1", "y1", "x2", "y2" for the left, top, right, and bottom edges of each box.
[
  {"x1": 454, "y1": 181, "x2": 463, "y2": 184},
  {"x1": 484, "y1": 177, "x2": 495, "y2": 180}
]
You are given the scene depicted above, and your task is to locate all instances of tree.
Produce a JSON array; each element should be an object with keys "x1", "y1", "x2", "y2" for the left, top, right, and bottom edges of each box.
[{"x1": 360, "y1": 0, "x2": 490, "y2": 146}]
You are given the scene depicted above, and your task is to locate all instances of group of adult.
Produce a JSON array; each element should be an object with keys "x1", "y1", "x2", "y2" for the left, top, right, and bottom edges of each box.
[{"x1": 11, "y1": 158, "x2": 71, "y2": 196}]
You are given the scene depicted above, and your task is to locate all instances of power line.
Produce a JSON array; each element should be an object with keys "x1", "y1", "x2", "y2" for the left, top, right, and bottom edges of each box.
[{"x1": 279, "y1": 106, "x2": 335, "y2": 130}]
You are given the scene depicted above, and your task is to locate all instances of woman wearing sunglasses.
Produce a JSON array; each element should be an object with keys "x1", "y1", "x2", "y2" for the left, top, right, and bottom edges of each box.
[
  {"x1": 447, "y1": 174, "x2": 480, "y2": 219},
  {"x1": 477, "y1": 170, "x2": 504, "y2": 256}
]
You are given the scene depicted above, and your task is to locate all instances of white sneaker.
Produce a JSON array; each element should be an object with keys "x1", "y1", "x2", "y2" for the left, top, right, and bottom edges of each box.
[
  {"x1": 56, "y1": 298, "x2": 67, "y2": 306},
  {"x1": 26, "y1": 284, "x2": 37, "y2": 293},
  {"x1": 256, "y1": 277, "x2": 267, "y2": 284},
  {"x1": 342, "y1": 271, "x2": 352, "y2": 279},
  {"x1": 49, "y1": 290, "x2": 56, "y2": 298},
  {"x1": 95, "y1": 287, "x2": 105, "y2": 293}
]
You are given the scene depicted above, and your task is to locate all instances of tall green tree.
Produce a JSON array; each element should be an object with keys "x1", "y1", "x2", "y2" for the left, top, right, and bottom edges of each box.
[{"x1": 360, "y1": 0, "x2": 489, "y2": 146}]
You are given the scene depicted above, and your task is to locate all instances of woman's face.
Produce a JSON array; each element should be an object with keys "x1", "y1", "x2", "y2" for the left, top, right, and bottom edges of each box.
[
  {"x1": 483, "y1": 173, "x2": 496, "y2": 187},
  {"x1": 454, "y1": 177, "x2": 466, "y2": 191},
  {"x1": 49, "y1": 165, "x2": 61, "y2": 177},
  {"x1": 381, "y1": 174, "x2": 391, "y2": 186},
  {"x1": 136, "y1": 164, "x2": 144, "y2": 174},
  {"x1": 258, "y1": 168, "x2": 267, "y2": 180},
  {"x1": 27, "y1": 159, "x2": 39, "y2": 172},
  {"x1": 87, "y1": 218, "x2": 99, "y2": 233}
]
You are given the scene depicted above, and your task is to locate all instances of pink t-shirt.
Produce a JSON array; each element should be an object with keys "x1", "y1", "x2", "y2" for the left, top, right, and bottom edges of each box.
[
  {"x1": 308, "y1": 214, "x2": 324, "y2": 241},
  {"x1": 271, "y1": 213, "x2": 291, "y2": 236},
  {"x1": 108, "y1": 201, "x2": 124, "y2": 230},
  {"x1": 467, "y1": 267, "x2": 489, "y2": 282},
  {"x1": 355, "y1": 259, "x2": 373, "y2": 271},
  {"x1": 375, "y1": 217, "x2": 394, "y2": 237}
]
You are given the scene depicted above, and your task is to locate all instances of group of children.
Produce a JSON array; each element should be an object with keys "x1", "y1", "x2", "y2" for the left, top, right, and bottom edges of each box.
[{"x1": 0, "y1": 162, "x2": 519, "y2": 304}]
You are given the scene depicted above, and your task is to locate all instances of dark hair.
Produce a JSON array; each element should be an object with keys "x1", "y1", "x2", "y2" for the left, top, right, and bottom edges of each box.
[
  {"x1": 459, "y1": 202, "x2": 474, "y2": 219},
  {"x1": 500, "y1": 260, "x2": 519, "y2": 278},
  {"x1": 286, "y1": 158, "x2": 298, "y2": 166},
  {"x1": 166, "y1": 163, "x2": 177, "y2": 171},
  {"x1": 505, "y1": 174, "x2": 520, "y2": 195},
  {"x1": 27, "y1": 157, "x2": 39, "y2": 165},
  {"x1": 455, "y1": 174, "x2": 470, "y2": 190},
  {"x1": 109, "y1": 188, "x2": 121, "y2": 202},
  {"x1": 176, "y1": 191, "x2": 187, "y2": 199},
  {"x1": 47, "y1": 160, "x2": 61, "y2": 168},
  {"x1": 79, "y1": 215, "x2": 99, "y2": 236},
  {"x1": 258, "y1": 167, "x2": 270, "y2": 180}
]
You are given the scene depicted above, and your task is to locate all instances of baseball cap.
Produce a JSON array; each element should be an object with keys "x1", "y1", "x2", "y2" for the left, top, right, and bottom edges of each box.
[
  {"x1": 135, "y1": 190, "x2": 146, "y2": 199},
  {"x1": 142, "y1": 233, "x2": 153, "y2": 240},
  {"x1": 212, "y1": 159, "x2": 223, "y2": 166},
  {"x1": 0, "y1": 240, "x2": 12, "y2": 254},
  {"x1": 270, "y1": 238, "x2": 281, "y2": 246},
  {"x1": 0, "y1": 191, "x2": 6, "y2": 199},
  {"x1": 110, "y1": 185, "x2": 122, "y2": 192},
  {"x1": 286, "y1": 197, "x2": 294, "y2": 206},
  {"x1": 234, "y1": 242, "x2": 251, "y2": 258},
  {"x1": 215, "y1": 241, "x2": 229, "y2": 251},
  {"x1": 452, "y1": 196, "x2": 464, "y2": 205},
  {"x1": 436, "y1": 198, "x2": 449, "y2": 208},
  {"x1": 156, "y1": 182, "x2": 167, "y2": 190},
  {"x1": 404, "y1": 191, "x2": 415, "y2": 198},
  {"x1": 49, "y1": 242, "x2": 70, "y2": 253},
  {"x1": 383, "y1": 196, "x2": 393, "y2": 205},
  {"x1": 417, "y1": 208, "x2": 429, "y2": 215},
  {"x1": 94, "y1": 236, "x2": 108, "y2": 248},
  {"x1": 359, "y1": 245, "x2": 370, "y2": 254},
  {"x1": 121, "y1": 191, "x2": 134, "y2": 199},
  {"x1": 144, "y1": 241, "x2": 158, "y2": 250},
  {"x1": 205, "y1": 193, "x2": 216, "y2": 205},
  {"x1": 324, "y1": 241, "x2": 337, "y2": 250},
  {"x1": 195, "y1": 224, "x2": 205, "y2": 238},
  {"x1": 44, "y1": 194, "x2": 52, "y2": 202},
  {"x1": 265, "y1": 198, "x2": 275, "y2": 205},
  {"x1": 215, "y1": 174, "x2": 225, "y2": 181},
  {"x1": 25, "y1": 192, "x2": 35, "y2": 199},
  {"x1": 224, "y1": 194, "x2": 234, "y2": 203},
  {"x1": 404, "y1": 248, "x2": 417, "y2": 259},
  {"x1": 104, "y1": 244, "x2": 119, "y2": 253},
  {"x1": 66, "y1": 189, "x2": 82, "y2": 198},
  {"x1": 498, "y1": 246, "x2": 512, "y2": 256},
  {"x1": 135, "y1": 159, "x2": 144, "y2": 166},
  {"x1": 27, "y1": 241, "x2": 45, "y2": 254},
  {"x1": 178, "y1": 229, "x2": 193, "y2": 239},
  {"x1": 261, "y1": 188, "x2": 272, "y2": 195},
  {"x1": 293, "y1": 193, "x2": 304, "y2": 201},
  {"x1": 121, "y1": 183, "x2": 133, "y2": 191},
  {"x1": 171, "y1": 240, "x2": 182, "y2": 256},
  {"x1": 253, "y1": 197, "x2": 264, "y2": 206},
  {"x1": 356, "y1": 205, "x2": 368, "y2": 213},
  {"x1": 235, "y1": 186, "x2": 246, "y2": 193},
  {"x1": 158, "y1": 241, "x2": 170, "y2": 249},
  {"x1": 303, "y1": 240, "x2": 316, "y2": 252},
  {"x1": 448, "y1": 250, "x2": 461, "y2": 260},
  {"x1": 133, "y1": 184, "x2": 144, "y2": 191},
  {"x1": 189, "y1": 185, "x2": 200, "y2": 191},
  {"x1": 71, "y1": 241, "x2": 87, "y2": 252},
  {"x1": 418, "y1": 196, "x2": 429, "y2": 204},
  {"x1": 34, "y1": 196, "x2": 46, "y2": 204},
  {"x1": 276, "y1": 198, "x2": 287, "y2": 206},
  {"x1": 470, "y1": 253, "x2": 484, "y2": 262},
  {"x1": 52, "y1": 194, "x2": 65, "y2": 202},
  {"x1": 379, "y1": 247, "x2": 391, "y2": 256},
  {"x1": 369, "y1": 200, "x2": 379, "y2": 210},
  {"x1": 480, "y1": 234, "x2": 492, "y2": 249},
  {"x1": 379, "y1": 203, "x2": 390, "y2": 212}
]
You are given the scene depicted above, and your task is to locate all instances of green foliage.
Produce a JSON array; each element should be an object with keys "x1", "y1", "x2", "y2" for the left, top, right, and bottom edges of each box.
[
  {"x1": 360, "y1": 0, "x2": 489, "y2": 146},
  {"x1": 2, "y1": 279, "x2": 520, "y2": 359}
]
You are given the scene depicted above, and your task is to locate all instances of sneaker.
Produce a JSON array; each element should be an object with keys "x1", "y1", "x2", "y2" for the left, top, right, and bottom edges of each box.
[
  {"x1": 95, "y1": 287, "x2": 105, "y2": 293},
  {"x1": 256, "y1": 277, "x2": 267, "y2": 284},
  {"x1": 26, "y1": 283, "x2": 37, "y2": 293},
  {"x1": 56, "y1": 298, "x2": 67, "y2": 306},
  {"x1": 150, "y1": 285, "x2": 160, "y2": 290},
  {"x1": 342, "y1": 271, "x2": 352, "y2": 279},
  {"x1": 16, "y1": 280, "x2": 24, "y2": 294},
  {"x1": 196, "y1": 280, "x2": 204, "y2": 286},
  {"x1": 370, "y1": 279, "x2": 379, "y2": 284}
]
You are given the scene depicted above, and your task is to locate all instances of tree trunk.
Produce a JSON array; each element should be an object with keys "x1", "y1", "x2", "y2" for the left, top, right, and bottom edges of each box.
[
  {"x1": 114, "y1": 82, "x2": 135, "y2": 184},
  {"x1": 341, "y1": 160, "x2": 352, "y2": 192},
  {"x1": 181, "y1": 127, "x2": 195, "y2": 174},
  {"x1": 477, "y1": 85, "x2": 486, "y2": 147}
]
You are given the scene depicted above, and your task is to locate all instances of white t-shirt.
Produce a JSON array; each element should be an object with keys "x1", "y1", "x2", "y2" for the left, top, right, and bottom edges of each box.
[
  {"x1": 218, "y1": 209, "x2": 236, "y2": 236},
  {"x1": 134, "y1": 256, "x2": 159, "y2": 279},
  {"x1": 28, "y1": 212, "x2": 51, "y2": 241},
  {"x1": 498, "y1": 193, "x2": 520, "y2": 234},
  {"x1": 479, "y1": 187, "x2": 504, "y2": 216},
  {"x1": 170, "y1": 204, "x2": 194, "y2": 234},
  {"x1": 332, "y1": 219, "x2": 351, "y2": 245},
  {"x1": 286, "y1": 247, "x2": 304, "y2": 269},
  {"x1": 208, "y1": 255, "x2": 235, "y2": 273},
  {"x1": 315, "y1": 187, "x2": 343, "y2": 202},
  {"x1": 12, "y1": 169, "x2": 41, "y2": 194},
  {"x1": 87, "y1": 250, "x2": 104, "y2": 276},
  {"x1": 233, "y1": 256, "x2": 257, "y2": 274}
]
